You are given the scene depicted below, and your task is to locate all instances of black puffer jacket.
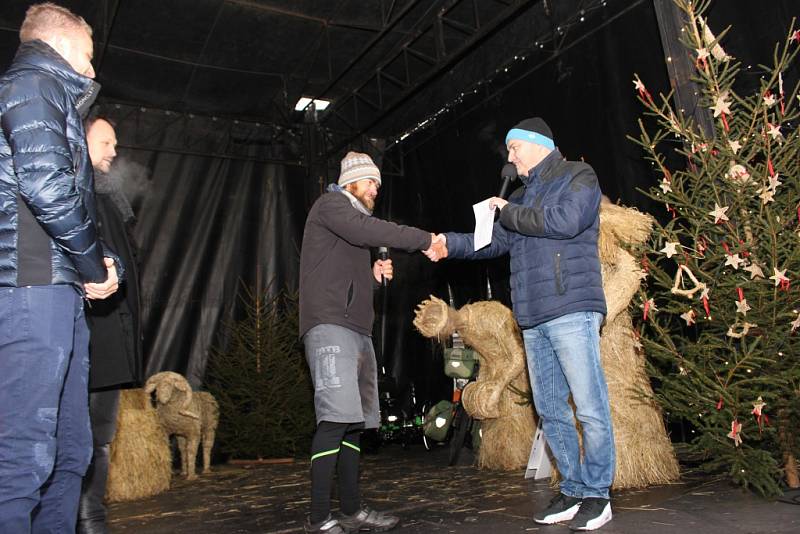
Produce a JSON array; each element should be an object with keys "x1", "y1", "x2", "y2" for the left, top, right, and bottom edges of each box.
[{"x1": 0, "y1": 40, "x2": 106, "y2": 287}]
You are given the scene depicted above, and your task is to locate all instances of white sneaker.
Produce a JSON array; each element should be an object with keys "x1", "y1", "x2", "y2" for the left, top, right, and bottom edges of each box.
[{"x1": 568, "y1": 497, "x2": 612, "y2": 531}]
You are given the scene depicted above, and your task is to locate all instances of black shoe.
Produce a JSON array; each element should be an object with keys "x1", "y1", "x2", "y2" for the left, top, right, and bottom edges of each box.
[
  {"x1": 533, "y1": 493, "x2": 582, "y2": 524},
  {"x1": 569, "y1": 497, "x2": 612, "y2": 531},
  {"x1": 305, "y1": 515, "x2": 346, "y2": 533},
  {"x1": 338, "y1": 506, "x2": 399, "y2": 532},
  {"x1": 77, "y1": 444, "x2": 111, "y2": 534}
]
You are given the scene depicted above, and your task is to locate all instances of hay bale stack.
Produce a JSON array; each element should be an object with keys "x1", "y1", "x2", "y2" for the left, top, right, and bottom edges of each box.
[
  {"x1": 600, "y1": 314, "x2": 681, "y2": 487},
  {"x1": 106, "y1": 388, "x2": 172, "y2": 502},
  {"x1": 471, "y1": 399, "x2": 534, "y2": 470},
  {"x1": 598, "y1": 202, "x2": 680, "y2": 488},
  {"x1": 415, "y1": 298, "x2": 536, "y2": 470}
]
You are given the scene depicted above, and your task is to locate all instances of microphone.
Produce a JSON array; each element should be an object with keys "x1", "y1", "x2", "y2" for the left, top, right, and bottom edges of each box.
[
  {"x1": 378, "y1": 246, "x2": 389, "y2": 287},
  {"x1": 498, "y1": 163, "x2": 518, "y2": 199}
]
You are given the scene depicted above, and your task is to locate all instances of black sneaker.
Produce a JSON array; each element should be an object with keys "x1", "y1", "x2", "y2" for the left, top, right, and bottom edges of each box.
[
  {"x1": 338, "y1": 506, "x2": 399, "y2": 532},
  {"x1": 305, "y1": 515, "x2": 346, "y2": 533},
  {"x1": 533, "y1": 493, "x2": 582, "y2": 524},
  {"x1": 568, "y1": 497, "x2": 612, "y2": 531}
]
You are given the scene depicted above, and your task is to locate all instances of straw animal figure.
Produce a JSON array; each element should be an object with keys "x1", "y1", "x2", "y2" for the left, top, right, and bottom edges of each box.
[
  {"x1": 414, "y1": 297, "x2": 536, "y2": 470},
  {"x1": 144, "y1": 372, "x2": 220, "y2": 480},
  {"x1": 106, "y1": 388, "x2": 171, "y2": 502},
  {"x1": 596, "y1": 201, "x2": 680, "y2": 488}
]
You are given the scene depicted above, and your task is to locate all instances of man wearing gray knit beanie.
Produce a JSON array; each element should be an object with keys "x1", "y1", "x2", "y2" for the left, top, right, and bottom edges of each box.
[
  {"x1": 299, "y1": 151, "x2": 445, "y2": 533},
  {"x1": 428, "y1": 118, "x2": 615, "y2": 531}
]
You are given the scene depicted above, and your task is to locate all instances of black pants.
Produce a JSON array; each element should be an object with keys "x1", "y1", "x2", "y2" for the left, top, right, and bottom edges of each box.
[
  {"x1": 77, "y1": 389, "x2": 120, "y2": 534},
  {"x1": 310, "y1": 421, "x2": 363, "y2": 523}
]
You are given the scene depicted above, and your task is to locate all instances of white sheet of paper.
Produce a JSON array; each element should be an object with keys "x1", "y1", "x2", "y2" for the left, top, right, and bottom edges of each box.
[{"x1": 473, "y1": 198, "x2": 495, "y2": 251}]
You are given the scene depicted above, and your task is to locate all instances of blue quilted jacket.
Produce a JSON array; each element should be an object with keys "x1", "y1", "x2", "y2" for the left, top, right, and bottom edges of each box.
[
  {"x1": 446, "y1": 149, "x2": 606, "y2": 328},
  {"x1": 0, "y1": 40, "x2": 107, "y2": 287}
]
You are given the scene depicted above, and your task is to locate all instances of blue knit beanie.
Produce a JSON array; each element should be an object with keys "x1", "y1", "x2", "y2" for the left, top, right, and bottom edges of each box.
[{"x1": 505, "y1": 117, "x2": 555, "y2": 150}]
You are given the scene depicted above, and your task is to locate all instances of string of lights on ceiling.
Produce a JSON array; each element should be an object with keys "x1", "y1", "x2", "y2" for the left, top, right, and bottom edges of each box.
[{"x1": 390, "y1": 0, "x2": 635, "y2": 148}]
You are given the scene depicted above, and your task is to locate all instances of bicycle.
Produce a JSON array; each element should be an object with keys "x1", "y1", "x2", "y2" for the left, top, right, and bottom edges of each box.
[
  {"x1": 420, "y1": 365, "x2": 478, "y2": 464},
  {"x1": 447, "y1": 376, "x2": 474, "y2": 465},
  {"x1": 421, "y1": 285, "x2": 483, "y2": 464}
]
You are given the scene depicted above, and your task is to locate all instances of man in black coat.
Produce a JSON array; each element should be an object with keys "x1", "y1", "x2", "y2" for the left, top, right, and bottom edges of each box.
[{"x1": 77, "y1": 117, "x2": 142, "y2": 534}]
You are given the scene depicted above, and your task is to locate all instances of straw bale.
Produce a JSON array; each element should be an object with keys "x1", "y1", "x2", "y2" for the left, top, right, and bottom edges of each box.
[
  {"x1": 106, "y1": 388, "x2": 172, "y2": 502},
  {"x1": 415, "y1": 299, "x2": 536, "y2": 470},
  {"x1": 598, "y1": 202, "x2": 654, "y2": 265},
  {"x1": 413, "y1": 295, "x2": 460, "y2": 340},
  {"x1": 780, "y1": 411, "x2": 800, "y2": 488},
  {"x1": 786, "y1": 453, "x2": 799, "y2": 488},
  {"x1": 598, "y1": 202, "x2": 679, "y2": 488},
  {"x1": 476, "y1": 407, "x2": 535, "y2": 470}
]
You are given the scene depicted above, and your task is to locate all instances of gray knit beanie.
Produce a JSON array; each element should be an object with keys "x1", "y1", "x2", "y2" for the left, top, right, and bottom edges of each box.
[{"x1": 338, "y1": 151, "x2": 381, "y2": 187}]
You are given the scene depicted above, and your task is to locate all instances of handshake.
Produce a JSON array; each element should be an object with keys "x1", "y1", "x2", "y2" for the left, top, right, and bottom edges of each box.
[
  {"x1": 424, "y1": 233, "x2": 448, "y2": 262},
  {"x1": 373, "y1": 233, "x2": 447, "y2": 283}
]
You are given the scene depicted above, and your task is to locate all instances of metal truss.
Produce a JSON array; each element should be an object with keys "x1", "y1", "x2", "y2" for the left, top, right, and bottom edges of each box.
[
  {"x1": 97, "y1": 101, "x2": 305, "y2": 167},
  {"x1": 320, "y1": 0, "x2": 536, "y2": 156},
  {"x1": 97, "y1": 102, "x2": 400, "y2": 180}
]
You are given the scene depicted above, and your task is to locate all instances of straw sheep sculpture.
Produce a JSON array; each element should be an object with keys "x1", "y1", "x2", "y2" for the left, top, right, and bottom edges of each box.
[
  {"x1": 414, "y1": 297, "x2": 536, "y2": 470},
  {"x1": 144, "y1": 371, "x2": 220, "y2": 480},
  {"x1": 596, "y1": 201, "x2": 680, "y2": 488}
]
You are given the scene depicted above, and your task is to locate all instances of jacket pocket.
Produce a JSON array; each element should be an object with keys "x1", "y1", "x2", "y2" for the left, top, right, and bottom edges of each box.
[
  {"x1": 344, "y1": 280, "x2": 354, "y2": 316},
  {"x1": 554, "y1": 251, "x2": 566, "y2": 295},
  {"x1": 71, "y1": 143, "x2": 84, "y2": 175}
]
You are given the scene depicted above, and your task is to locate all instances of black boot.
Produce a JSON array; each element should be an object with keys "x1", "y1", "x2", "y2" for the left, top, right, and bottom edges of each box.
[{"x1": 77, "y1": 444, "x2": 110, "y2": 534}]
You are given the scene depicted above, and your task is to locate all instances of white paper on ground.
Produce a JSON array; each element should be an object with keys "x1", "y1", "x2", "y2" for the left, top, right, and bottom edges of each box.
[{"x1": 473, "y1": 198, "x2": 495, "y2": 251}]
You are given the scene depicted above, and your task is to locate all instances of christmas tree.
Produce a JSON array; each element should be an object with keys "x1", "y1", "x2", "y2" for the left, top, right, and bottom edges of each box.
[
  {"x1": 632, "y1": 0, "x2": 800, "y2": 497},
  {"x1": 206, "y1": 286, "x2": 316, "y2": 459}
]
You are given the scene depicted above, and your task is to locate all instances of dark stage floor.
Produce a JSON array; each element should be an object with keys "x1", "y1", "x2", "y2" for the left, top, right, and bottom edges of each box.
[{"x1": 108, "y1": 444, "x2": 800, "y2": 533}]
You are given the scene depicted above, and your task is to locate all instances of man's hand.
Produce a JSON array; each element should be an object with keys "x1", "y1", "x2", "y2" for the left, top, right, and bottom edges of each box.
[
  {"x1": 424, "y1": 233, "x2": 448, "y2": 262},
  {"x1": 84, "y1": 257, "x2": 119, "y2": 300},
  {"x1": 489, "y1": 196, "x2": 508, "y2": 211},
  {"x1": 373, "y1": 258, "x2": 393, "y2": 283}
]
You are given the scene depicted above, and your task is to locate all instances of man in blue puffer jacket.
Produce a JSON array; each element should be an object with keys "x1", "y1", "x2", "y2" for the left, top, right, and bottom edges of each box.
[
  {"x1": 430, "y1": 118, "x2": 615, "y2": 531},
  {"x1": 0, "y1": 4, "x2": 121, "y2": 532}
]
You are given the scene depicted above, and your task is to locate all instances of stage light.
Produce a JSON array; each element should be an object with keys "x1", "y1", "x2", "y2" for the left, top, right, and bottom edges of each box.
[{"x1": 294, "y1": 97, "x2": 331, "y2": 111}]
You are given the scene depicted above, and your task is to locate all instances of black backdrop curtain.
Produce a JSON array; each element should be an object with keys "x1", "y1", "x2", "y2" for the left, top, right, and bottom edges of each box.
[
  {"x1": 371, "y1": 0, "x2": 672, "y2": 409},
  {"x1": 99, "y1": 107, "x2": 308, "y2": 387},
  {"x1": 83, "y1": 0, "x2": 796, "y2": 402},
  {"x1": 375, "y1": 0, "x2": 798, "y2": 407}
]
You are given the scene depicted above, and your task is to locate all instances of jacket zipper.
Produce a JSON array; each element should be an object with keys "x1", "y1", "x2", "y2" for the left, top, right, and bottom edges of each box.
[{"x1": 554, "y1": 251, "x2": 564, "y2": 295}]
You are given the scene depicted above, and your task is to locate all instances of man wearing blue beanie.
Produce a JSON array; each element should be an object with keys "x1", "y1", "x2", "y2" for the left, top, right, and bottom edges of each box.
[{"x1": 428, "y1": 118, "x2": 614, "y2": 531}]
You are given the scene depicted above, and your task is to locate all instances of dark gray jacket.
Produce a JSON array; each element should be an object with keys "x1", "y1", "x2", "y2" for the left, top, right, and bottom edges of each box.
[
  {"x1": 299, "y1": 189, "x2": 431, "y2": 337},
  {"x1": 446, "y1": 150, "x2": 606, "y2": 328}
]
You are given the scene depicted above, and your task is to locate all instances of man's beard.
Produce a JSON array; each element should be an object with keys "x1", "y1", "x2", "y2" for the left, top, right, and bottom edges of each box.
[{"x1": 352, "y1": 190, "x2": 375, "y2": 212}]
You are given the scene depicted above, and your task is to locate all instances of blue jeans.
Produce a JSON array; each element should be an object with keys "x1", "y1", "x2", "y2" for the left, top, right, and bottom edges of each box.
[
  {"x1": 523, "y1": 311, "x2": 615, "y2": 499},
  {"x1": 0, "y1": 285, "x2": 92, "y2": 534}
]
